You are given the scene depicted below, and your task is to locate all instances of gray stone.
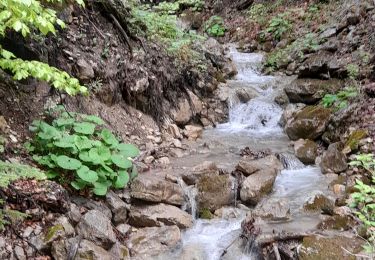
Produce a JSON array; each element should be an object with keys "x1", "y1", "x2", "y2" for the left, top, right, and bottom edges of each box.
[
  {"x1": 236, "y1": 155, "x2": 283, "y2": 176},
  {"x1": 116, "y1": 224, "x2": 132, "y2": 236},
  {"x1": 182, "y1": 161, "x2": 219, "y2": 185},
  {"x1": 279, "y1": 103, "x2": 306, "y2": 127},
  {"x1": 319, "y1": 27, "x2": 337, "y2": 39},
  {"x1": 14, "y1": 246, "x2": 26, "y2": 260},
  {"x1": 253, "y1": 198, "x2": 291, "y2": 221},
  {"x1": 76, "y1": 210, "x2": 117, "y2": 249},
  {"x1": 131, "y1": 174, "x2": 185, "y2": 206},
  {"x1": 109, "y1": 242, "x2": 130, "y2": 260},
  {"x1": 67, "y1": 203, "x2": 82, "y2": 224},
  {"x1": 303, "y1": 192, "x2": 335, "y2": 214},
  {"x1": 106, "y1": 191, "x2": 128, "y2": 224},
  {"x1": 294, "y1": 139, "x2": 318, "y2": 164},
  {"x1": 54, "y1": 216, "x2": 75, "y2": 237},
  {"x1": 77, "y1": 59, "x2": 95, "y2": 80},
  {"x1": 129, "y1": 203, "x2": 193, "y2": 229},
  {"x1": 76, "y1": 239, "x2": 112, "y2": 260},
  {"x1": 320, "y1": 142, "x2": 347, "y2": 174},
  {"x1": 240, "y1": 168, "x2": 279, "y2": 205},
  {"x1": 183, "y1": 125, "x2": 203, "y2": 141},
  {"x1": 126, "y1": 226, "x2": 181, "y2": 257}
]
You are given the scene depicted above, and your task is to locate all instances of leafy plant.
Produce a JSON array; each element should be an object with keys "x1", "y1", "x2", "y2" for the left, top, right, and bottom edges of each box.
[
  {"x1": 154, "y1": 0, "x2": 203, "y2": 14},
  {"x1": 247, "y1": 3, "x2": 269, "y2": 25},
  {"x1": 346, "y1": 63, "x2": 360, "y2": 79},
  {"x1": 205, "y1": 16, "x2": 226, "y2": 37},
  {"x1": 349, "y1": 153, "x2": 375, "y2": 253},
  {"x1": 26, "y1": 109, "x2": 139, "y2": 196},
  {"x1": 0, "y1": 0, "x2": 87, "y2": 95},
  {"x1": 266, "y1": 13, "x2": 292, "y2": 41},
  {"x1": 321, "y1": 87, "x2": 358, "y2": 109}
]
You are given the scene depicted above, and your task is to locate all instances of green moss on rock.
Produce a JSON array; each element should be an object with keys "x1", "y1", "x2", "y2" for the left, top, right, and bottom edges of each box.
[
  {"x1": 345, "y1": 129, "x2": 367, "y2": 151},
  {"x1": 199, "y1": 208, "x2": 214, "y2": 219}
]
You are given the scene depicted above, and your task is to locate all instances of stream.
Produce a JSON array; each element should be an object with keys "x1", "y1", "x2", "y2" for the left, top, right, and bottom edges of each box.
[{"x1": 159, "y1": 47, "x2": 335, "y2": 260}]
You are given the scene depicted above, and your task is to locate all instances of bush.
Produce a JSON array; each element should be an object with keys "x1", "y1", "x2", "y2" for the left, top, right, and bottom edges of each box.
[
  {"x1": 321, "y1": 87, "x2": 357, "y2": 109},
  {"x1": 346, "y1": 63, "x2": 360, "y2": 79},
  {"x1": 349, "y1": 153, "x2": 375, "y2": 253},
  {"x1": 266, "y1": 13, "x2": 292, "y2": 41},
  {"x1": 26, "y1": 109, "x2": 139, "y2": 196},
  {"x1": 0, "y1": 0, "x2": 87, "y2": 95},
  {"x1": 205, "y1": 16, "x2": 226, "y2": 37}
]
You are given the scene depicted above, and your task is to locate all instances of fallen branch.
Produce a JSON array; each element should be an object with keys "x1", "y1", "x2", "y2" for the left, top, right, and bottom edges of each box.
[
  {"x1": 257, "y1": 232, "x2": 310, "y2": 246},
  {"x1": 109, "y1": 13, "x2": 133, "y2": 54}
]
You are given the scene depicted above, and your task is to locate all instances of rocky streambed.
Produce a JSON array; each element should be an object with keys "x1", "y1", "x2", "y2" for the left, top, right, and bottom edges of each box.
[{"x1": 0, "y1": 46, "x2": 368, "y2": 260}]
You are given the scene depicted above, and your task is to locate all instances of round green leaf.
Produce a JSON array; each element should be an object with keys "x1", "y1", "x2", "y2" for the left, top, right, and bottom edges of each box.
[
  {"x1": 71, "y1": 180, "x2": 87, "y2": 190},
  {"x1": 75, "y1": 136, "x2": 93, "y2": 150},
  {"x1": 73, "y1": 122, "x2": 96, "y2": 135},
  {"x1": 54, "y1": 135, "x2": 76, "y2": 148},
  {"x1": 101, "y1": 129, "x2": 119, "y2": 146},
  {"x1": 54, "y1": 118, "x2": 75, "y2": 127},
  {"x1": 117, "y1": 143, "x2": 140, "y2": 158},
  {"x1": 97, "y1": 146, "x2": 111, "y2": 161},
  {"x1": 82, "y1": 115, "x2": 105, "y2": 125},
  {"x1": 114, "y1": 170, "x2": 129, "y2": 189},
  {"x1": 77, "y1": 166, "x2": 98, "y2": 183},
  {"x1": 79, "y1": 151, "x2": 92, "y2": 162},
  {"x1": 93, "y1": 182, "x2": 108, "y2": 196},
  {"x1": 111, "y1": 154, "x2": 132, "y2": 169},
  {"x1": 56, "y1": 155, "x2": 82, "y2": 170},
  {"x1": 88, "y1": 148, "x2": 102, "y2": 164}
]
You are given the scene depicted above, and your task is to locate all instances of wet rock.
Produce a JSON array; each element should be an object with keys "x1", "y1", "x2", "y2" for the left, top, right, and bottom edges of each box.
[
  {"x1": 236, "y1": 155, "x2": 283, "y2": 176},
  {"x1": 240, "y1": 168, "x2": 279, "y2": 205},
  {"x1": 126, "y1": 226, "x2": 181, "y2": 257},
  {"x1": 197, "y1": 174, "x2": 235, "y2": 211},
  {"x1": 274, "y1": 90, "x2": 289, "y2": 107},
  {"x1": 214, "y1": 207, "x2": 243, "y2": 219},
  {"x1": 183, "y1": 125, "x2": 203, "y2": 141},
  {"x1": 285, "y1": 105, "x2": 331, "y2": 141},
  {"x1": 131, "y1": 174, "x2": 185, "y2": 206},
  {"x1": 285, "y1": 79, "x2": 342, "y2": 104},
  {"x1": 299, "y1": 234, "x2": 363, "y2": 260},
  {"x1": 77, "y1": 58, "x2": 95, "y2": 80},
  {"x1": 76, "y1": 210, "x2": 117, "y2": 249},
  {"x1": 253, "y1": 198, "x2": 291, "y2": 221},
  {"x1": 106, "y1": 191, "x2": 128, "y2": 225},
  {"x1": 318, "y1": 214, "x2": 355, "y2": 231},
  {"x1": 182, "y1": 161, "x2": 219, "y2": 185},
  {"x1": 303, "y1": 192, "x2": 335, "y2": 213},
  {"x1": 109, "y1": 242, "x2": 130, "y2": 260},
  {"x1": 320, "y1": 142, "x2": 347, "y2": 174},
  {"x1": 129, "y1": 203, "x2": 193, "y2": 229},
  {"x1": 279, "y1": 103, "x2": 306, "y2": 127},
  {"x1": 294, "y1": 139, "x2": 318, "y2": 164}
]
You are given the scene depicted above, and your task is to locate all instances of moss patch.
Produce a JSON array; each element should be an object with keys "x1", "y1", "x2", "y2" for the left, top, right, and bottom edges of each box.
[{"x1": 199, "y1": 208, "x2": 214, "y2": 219}]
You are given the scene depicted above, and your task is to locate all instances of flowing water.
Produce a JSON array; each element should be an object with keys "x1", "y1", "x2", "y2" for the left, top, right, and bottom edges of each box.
[{"x1": 161, "y1": 47, "x2": 334, "y2": 260}]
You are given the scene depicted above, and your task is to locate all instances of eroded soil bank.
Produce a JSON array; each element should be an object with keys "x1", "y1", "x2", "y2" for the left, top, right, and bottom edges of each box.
[{"x1": 0, "y1": 0, "x2": 374, "y2": 259}]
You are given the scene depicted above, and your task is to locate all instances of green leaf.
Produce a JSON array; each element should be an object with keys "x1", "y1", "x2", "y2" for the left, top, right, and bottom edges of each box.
[
  {"x1": 114, "y1": 170, "x2": 129, "y2": 188},
  {"x1": 56, "y1": 155, "x2": 82, "y2": 170},
  {"x1": 75, "y1": 136, "x2": 93, "y2": 150},
  {"x1": 78, "y1": 151, "x2": 92, "y2": 162},
  {"x1": 46, "y1": 171, "x2": 59, "y2": 179},
  {"x1": 54, "y1": 118, "x2": 75, "y2": 127},
  {"x1": 97, "y1": 146, "x2": 111, "y2": 161},
  {"x1": 82, "y1": 115, "x2": 104, "y2": 125},
  {"x1": 117, "y1": 143, "x2": 140, "y2": 158},
  {"x1": 71, "y1": 180, "x2": 87, "y2": 190},
  {"x1": 111, "y1": 154, "x2": 132, "y2": 169},
  {"x1": 53, "y1": 135, "x2": 76, "y2": 148},
  {"x1": 101, "y1": 129, "x2": 119, "y2": 146},
  {"x1": 73, "y1": 122, "x2": 96, "y2": 135},
  {"x1": 88, "y1": 148, "x2": 102, "y2": 164},
  {"x1": 76, "y1": 166, "x2": 98, "y2": 183},
  {"x1": 93, "y1": 182, "x2": 108, "y2": 196}
]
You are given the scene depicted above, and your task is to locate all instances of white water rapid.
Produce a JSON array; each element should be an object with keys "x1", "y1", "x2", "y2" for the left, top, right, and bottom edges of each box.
[{"x1": 162, "y1": 47, "x2": 334, "y2": 260}]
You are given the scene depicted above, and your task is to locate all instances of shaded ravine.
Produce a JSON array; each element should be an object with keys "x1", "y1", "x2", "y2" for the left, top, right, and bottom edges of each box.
[{"x1": 160, "y1": 47, "x2": 334, "y2": 259}]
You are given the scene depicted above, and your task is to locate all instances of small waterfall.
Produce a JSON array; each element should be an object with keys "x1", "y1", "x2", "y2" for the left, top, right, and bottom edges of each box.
[
  {"x1": 277, "y1": 153, "x2": 305, "y2": 170},
  {"x1": 178, "y1": 178, "x2": 198, "y2": 219}
]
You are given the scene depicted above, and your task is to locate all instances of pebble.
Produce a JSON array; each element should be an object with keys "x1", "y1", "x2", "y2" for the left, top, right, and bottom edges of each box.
[{"x1": 144, "y1": 156, "x2": 155, "y2": 164}]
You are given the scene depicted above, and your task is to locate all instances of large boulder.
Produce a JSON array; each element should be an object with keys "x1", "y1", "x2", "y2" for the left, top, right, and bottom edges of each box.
[
  {"x1": 76, "y1": 210, "x2": 117, "y2": 250},
  {"x1": 129, "y1": 203, "x2": 193, "y2": 229},
  {"x1": 236, "y1": 155, "x2": 283, "y2": 176},
  {"x1": 240, "y1": 168, "x2": 279, "y2": 205},
  {"x1": 131, "y1": 174, "x2": 185, "y2": 206},
  {"x1": 183, "y1": 125, "x2": 203, "y2": 141},
  {"x1": 299, "y1": 234, "x2": 363, "y2": 260},
  {"x1": 285, "y1": 78, "x2": 342, "y2": 104},
  {"x1": 303, "y1": 192, "x2": 335, "y2": 213},
  {"x1": 320, "y1": 142, "x2": 347, "y2": 174},
  {"x1": 126, "y1": 226, "x2": 181, "y2": 257},
  {"x1": 197, "y1": 174, "x2": 235, "y2": 211},
  {"x1": 253, "y1": 198, "x2": 291, "y2": 221},
  {"x1": 181, "y1": 161, "x2": 219, "y2": 185},
  {"x1": 279, "y1": 103, "x2": 306, "y2": 127},
  {"x1": 285, "y1": 105, "x2": 331, "y2": 140},
  {"x1": 294, "y1": 139, "x2": 318, "y2": 164}
]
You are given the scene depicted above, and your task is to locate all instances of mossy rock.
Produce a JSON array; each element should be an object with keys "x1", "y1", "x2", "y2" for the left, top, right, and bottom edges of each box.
[
  {"x1": 44, "y1": 224, "x2": 65, "y2": 243},
  {"x1": 199, "y1": 208, "x2": 214, "y2": 220},
  {"x1": 344, "y1": 129, "x2": 367, "y2": 151},
  {"x1": 299, "y1": 234, "x2": 363, "y2": 260}
]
